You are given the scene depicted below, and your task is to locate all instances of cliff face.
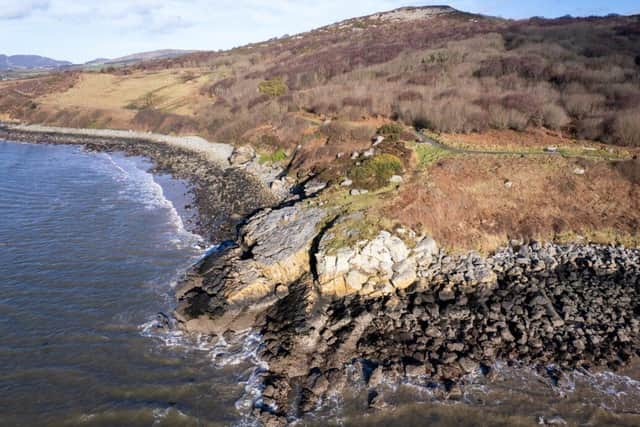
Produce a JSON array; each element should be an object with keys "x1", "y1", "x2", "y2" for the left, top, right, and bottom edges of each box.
[{"x1": 176, "y1": 200, "x2": 640, "y2": 425}]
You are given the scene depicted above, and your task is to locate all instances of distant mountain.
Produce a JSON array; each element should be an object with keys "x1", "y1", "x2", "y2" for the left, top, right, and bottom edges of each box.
[
  {"x1": 84, "y1": 57, "x2": 111, "y2": 66},
  {"x1": 85, "y1": 49, "x2": 196, "y2": 67},
  {"x1": 0, "y1": 54, "x2": 72, "y2": 71}
]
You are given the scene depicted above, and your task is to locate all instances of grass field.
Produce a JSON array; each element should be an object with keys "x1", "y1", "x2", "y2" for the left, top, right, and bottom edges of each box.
[{"x1": 36, "y1": 69, "x2": 211, "y2": 117}]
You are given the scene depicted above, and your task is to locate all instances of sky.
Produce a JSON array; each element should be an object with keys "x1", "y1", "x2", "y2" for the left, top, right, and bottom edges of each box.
[{"x1": 1, "y1": 0, "x2": 638, "y2": 64}]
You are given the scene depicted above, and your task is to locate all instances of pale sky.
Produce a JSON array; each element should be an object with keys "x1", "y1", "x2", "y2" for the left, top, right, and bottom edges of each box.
[{"x1": 1, "y1": 0, "x2": 638, "y2": 63}]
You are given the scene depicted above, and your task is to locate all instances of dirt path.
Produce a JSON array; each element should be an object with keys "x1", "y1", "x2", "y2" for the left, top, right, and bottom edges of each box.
[{"x1": 415, "y1": 130, "x2": 623, "y2": 160}]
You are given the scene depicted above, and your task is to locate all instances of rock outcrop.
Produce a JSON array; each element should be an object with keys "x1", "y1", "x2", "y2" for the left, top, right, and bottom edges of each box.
[
  {"x1": 316, "y1": 230, "x2": 439, "y2": 296},
  {"x1": 176, "y1": 204, "x2": 326, "y2": 334}
]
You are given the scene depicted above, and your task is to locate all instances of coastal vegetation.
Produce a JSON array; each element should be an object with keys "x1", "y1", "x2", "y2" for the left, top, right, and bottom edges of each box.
[
  {"x1": 348, "y1": 153, "x2": 403, "y2": 189},
  {"x1": 0, "y1": 5, "x2": 638, "y2": 259}
]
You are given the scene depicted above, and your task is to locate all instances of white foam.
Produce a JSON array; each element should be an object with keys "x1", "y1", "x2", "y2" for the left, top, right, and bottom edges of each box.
[
  {"x1": 139, "y1": 318, "x2": 270, "y2": 426},
  {"x1": 97, "y1": 152, "x2": 204, "y2": 251}
]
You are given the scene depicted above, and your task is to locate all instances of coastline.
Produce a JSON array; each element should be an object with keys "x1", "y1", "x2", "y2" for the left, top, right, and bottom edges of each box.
[
  {"x1": 3, "y1": 123, "x2": 234, "y2": 166},
  {"x1": 0, "y1": 122, "x2": 275, "y2": 243},
  {"x1": 3, "y1": 123, "x2": 640, "y2": 426},
  {"x1": 175, "y1": 203, "x2": 640, "y2": 425}
]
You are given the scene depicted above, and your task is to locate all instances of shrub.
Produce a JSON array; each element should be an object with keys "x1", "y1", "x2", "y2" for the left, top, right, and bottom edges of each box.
[
  {"x1": 132, "y1": 110, "x2": 199, "y2": 135},
  {"x1": 542, "y1": 104, "x2": 571, "y2": 130},
  {"x1": 612, "y1": 111, "x2": 640, "y2": 146},
  {"x1": 259, "y1": 148, "x2": 288, "y2": 164},
  {"x1": 396, "y1": 98, "x2": 488, "y2": 133},
  {"x1": 377, "y1": 123, "x2": 404, "y2": 141},
  {"x1": 398, "y1": 90, "x2": 423, "y2": 102},
  {"x1": 342, "y1": 97, "x2": 372, "y2": 108},
  {"x1": 574, "y1": 117, "x2": 605, "y2": 140},
  {"x1": 248, "y1": 94, "x2": 271, "y2": 109},
  {"x1": 126, "y1": 91, "x2": 161, "y2": 110},
  {"x1": 202, "y1": 77, "x2": 236, "y2": 97},
  {"x1": 348, "y1": 153, "x2": 403, "y2": 190},
  {"x1": 320, "y1": 120, "x2": 374, "y2": 142},
  {"x1": 487, "y1": 105, "x2": 529, "y2": 131},
  {"x1": 564, "y1": 93, "x2": 604, "y2": 119},
  {"x1": 258, "y1": 77, "x2": 287, "y2": 97}
]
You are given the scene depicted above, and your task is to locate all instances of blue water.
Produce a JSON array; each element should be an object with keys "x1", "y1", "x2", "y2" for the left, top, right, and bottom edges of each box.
[{"x1": 0, "y1": 141, "x2": 256, "y2": 426}]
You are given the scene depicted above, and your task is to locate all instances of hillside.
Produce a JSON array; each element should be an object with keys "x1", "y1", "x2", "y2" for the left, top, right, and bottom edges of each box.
[
  {"x1": 84, "y1": 49, "x2": 197, "y2": 67},
  {"x1": 0, "y1": 54, "x2": 71, "y2": 71},
  {"x1": 1, "y1": 5, "x2": 639, "y2": 250}
]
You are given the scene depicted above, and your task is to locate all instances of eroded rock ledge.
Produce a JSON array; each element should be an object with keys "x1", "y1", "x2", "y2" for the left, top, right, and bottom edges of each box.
[{"x1": 176, "y1": 203, "x2": 640, "y2": 425}]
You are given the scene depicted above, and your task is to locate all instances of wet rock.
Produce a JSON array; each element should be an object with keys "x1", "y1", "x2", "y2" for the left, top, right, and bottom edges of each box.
[
  {"x1": 439, "y1": 287, "x2": 456, "y2": 302},
  {"x1": 368, "y1": 389, "x2": 384, "y2": 408},
  {"x1": 458, "y1": 357, "x2": 478, "y2": 373},
  {"x1": 368, "y1": 366, "x2": 384, "y2": 387},
  {"x1": 404, "y1": 364, "x2": 425, "y2": 377},
  {"x1": 176, "y1": 204, "x2": 640, "y2": 424}
]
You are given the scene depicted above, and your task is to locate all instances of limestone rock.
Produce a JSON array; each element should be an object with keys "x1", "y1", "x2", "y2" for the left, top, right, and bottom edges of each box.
[
  {"x1": 389, "y1": 175, "x2": 403, "y2": 184},
  {"x1": 243, "y1": 205, "x2": 326, "y2": 284},
  {"x1": 304, "y1": 179, "x2": 327, "y2": 197},
  {"x1": 230, "y1": 145, "x2": 256, "y2": 165},
  {"x1": 346, "y1": 270, "x2": 369, "y2": 291},
  {"x1": 270, "y1": 178, "x2": 293, "y2": 200},
  {"x1": 391, "y1": 257, "x2": 417, "y2": 289}
]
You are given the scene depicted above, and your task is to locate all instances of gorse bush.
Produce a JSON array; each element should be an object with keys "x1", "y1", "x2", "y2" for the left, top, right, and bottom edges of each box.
[
  {"x1": 377, "y1": 123, "x2": 404, "y2": 137},
  {"x1": 259, "y1": 148, "x2": 288, "y2": 164},
  {"x1": 377, "y1": 123, "x2": 405, "y2": 142},
  {"x1": 258, "y1": 77, "x2": 287, "y2": 97},
  {"x1": 349, "y1": 154, "x2": 403, "y2": 190}
]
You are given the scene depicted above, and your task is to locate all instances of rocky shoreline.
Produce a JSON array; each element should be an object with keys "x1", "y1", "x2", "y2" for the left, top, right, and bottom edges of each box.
[
  {"x1": 177, "y1": 203, "x2": 640, "y2": 425},
  {"x1": 4, "y1": 124, "x2": 639, "y2": 426},
  {"x1": 0, "y1": 123, "x2": 275, "y2": 242}
]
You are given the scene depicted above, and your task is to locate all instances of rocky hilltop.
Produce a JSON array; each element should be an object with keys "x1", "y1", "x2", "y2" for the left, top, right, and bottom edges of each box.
[{"x1": 177, "y1": 201, "x2": 640, "y2": 425}]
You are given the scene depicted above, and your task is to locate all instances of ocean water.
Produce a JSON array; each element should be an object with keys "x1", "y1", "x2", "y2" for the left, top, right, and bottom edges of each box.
[{"x1": 0, "y1": 141, "x2": 261, "y2": 426}]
